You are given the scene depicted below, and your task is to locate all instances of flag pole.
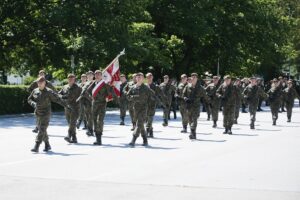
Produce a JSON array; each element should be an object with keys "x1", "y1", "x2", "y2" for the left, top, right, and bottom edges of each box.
[{"x1": 102, "y1": 48, "x2": 125, "y2": 73}]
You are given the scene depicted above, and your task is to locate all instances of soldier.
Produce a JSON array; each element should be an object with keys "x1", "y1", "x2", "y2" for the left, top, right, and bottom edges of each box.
[
  {"x1": 183, "y1": 73, "x2": 210, "y2": 140},
  {"x1": 283, "y1": 80, "x2": 298, "y2": 122},
  {"x1": 123, "y1": 73, "x2": 137, "y2": 130},
  {"x1": 119, "y1": 74, "x2": 128, "y2": 125},
  {"x1": 203, "y1": 78, "x2": 212, "y2": 121},
  {"x1": 267, "y1": 79, "x2": 282, "y2": 125},
  {"x1": 242, "y1": 77, "x2": 268, "y2": 129},
  {"x1": 257, "y1": 78, "x2": 264, "y2": 112},
  {"x1": 28, "y1": 77, "x2": 70, "y2": 153},
  {"x1": 59, "y1": 74, "x2": 82, "y2": 143},
  {"x1": 76, "y1": 74, "x2": 88, "y2": 129},
  {"x1": 233, "y1": 78, "x2": 243, "y2": 124},
  {"x1": 81, "y1": 71, "x2": 94, "y2": 136},
  {"x1": 176, "y1": 74, "x2": 189, "y2": 133},
  {"x1": 205, "y1": 76, "x2": 221, "y2": 128},
  {"x1": 169, "y1": 78, "x2": 178, "y2": 120},
  {"x1": 28, "y1": 70, "x2": 56, "y2": 133},
  {"x1": 145, "y1": 72, "x2": 167, "y2": 138},
  {"x1": 80, "y1": 70, "x2": 119, "y2": 145},
  {"x1": 241, "y1": 78, "x2": 249, "y2": 113},
  {"x1": 278, "y1": 76, "x2": 287, "y2": 112},
  {"x1": 159, "y1": 75, "x2": 176, "y2": 126},
  {"x1": 127, "y1": 73, "x2": 155, "y2": 147},
  {"x1": 216, "y1": 75, "x2": 236, "y2": 134}
]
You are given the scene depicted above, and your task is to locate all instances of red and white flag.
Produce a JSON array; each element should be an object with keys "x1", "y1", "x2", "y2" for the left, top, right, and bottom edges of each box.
[
  {"x1": 102, "y1": 49, "x2": 125, "y2": 101},
  {"x1": 92, "y1": 80, "x2": 106, "y2": 98}
]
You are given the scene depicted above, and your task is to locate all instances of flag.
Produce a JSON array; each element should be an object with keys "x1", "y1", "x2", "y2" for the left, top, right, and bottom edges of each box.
[
  {"x1": 92, "y1": 80, "x2": 106, "y2": 98},
  {"x1": 102, "y1": 49, "x2": 125, "y2": 101}
]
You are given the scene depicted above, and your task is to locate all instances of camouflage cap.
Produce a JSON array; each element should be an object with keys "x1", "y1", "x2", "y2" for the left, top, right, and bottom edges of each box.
[
  {"x1": 181, "y1": 74, "x2": 187, "y2": 78},
  {"x1": 39, "y1": 70, "x2": 46, "y2": 74},
  {"x1": 163, "y1": 75, "x2": 169, "y2": 79},
  {"x1": 81, "y1": 74, "x2": 87, "y2": 77},
  {"x1": 94, "y1": 70, "x2": 102, "y2": 74},
  {"x1": 37, "y1": 76, "x2": 46, "y2": 83},
  {"x1": 223, "y1": 75, "x2": 231, "y2": 80},
  {"x1": 191, "y1": 73, "x2": 198, "y2": 77},
  {"x1": 146, "y1": 72, "x2": 153, "y2": 77},
  {"x1": 287, "y1": 79, "x2": 293, "y2": 84},
  {"x1": 86, "y1": 70, "x2": 94, "y2": 75},
  {"x1": 67, "y1": 74, "x2": 75, "y2": 78},
  {"x1": 250, "y1": 76, "x2": 257, "y2": 80},
  {"x1": 213, "y1": 76, "x2": 219, "y2": 79},
  {"x1": 136, "y1": 72, "x2": 144, "y2": 77}
]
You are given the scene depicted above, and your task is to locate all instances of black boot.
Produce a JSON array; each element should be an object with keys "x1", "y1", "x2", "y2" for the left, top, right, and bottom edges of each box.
[
  {"x1": 142, "y1": 135, "x2": 148, "y2": 146},
  {"x1": 149, "y1": 128, "x2": 154, "y2": 138},
  {"x1": 31, "y1": 142, "x2": 41, "y2": 153},
  {"x1": 43, "y1": 141, "x2": 51, "y2": 152},
  {"x1": 173, "y1": 111, "x2": 177, "y2": 119},
  {"x1": 130, "y1": 123, "x2": 136, "y2": 131},
  {"x1": 71, "y1": 135, "x2": 78, "y2": 143},
  {"x1": 32, "y1": 127, "x2": 38, "y2": 133},
  {"x1": 120, "y1": 117, "x2": 125, "y2": 125},
  {"x1": 146, "y1": 128, "x2": 150, "y2": 137},
  {"x1": 287, "y1": 118, "x2": 291, "y2": 122},
  {"x1": 162, "y1": 119, "x2": 168, "y2": 127},
  {"x1": 64, "y1": 131, "x2": 72, "y2": 143},
  {"x1": 82, "y1": 121, "x2": 87, "y2": 130},
  {"x1": 207, "y1": 115, "x2": 210, "y2": 121},
  {"x1": 76, "y1": 120, "x2": 81, "y2": 129},
  {"x1": 233, "y1": 119, "x2": 238, "y2": 124},
  {"x1": 227, "y1": 127, "x2": 232, "y2": 135},
  {"x1": 189, "y1": 129, "x2": 196, "y2": 139},
  {"x1": 129, "y1": 135, "x2": 138, "y2": 147},
  {"x1": 223, "y1": 128, "x2": 228, "y2": 134},
  {"x1": 212, "y1": 121, "x2": 217, "y2": 128},
  {"x1": 181, "y1": 125, "x2": 187, "y2": 133},
  {"x1": 272, "y1": 120, "x2": 276, "y2": 126},
  {"x1": 86, "y1": 128, "x2": 94, "y2": 137},
  {"x1": 250, "y1": 121, "x2": 255, "y2": 129},
  {"x1": 93, "y1": 133, "x2": 102, "y2": 145}
]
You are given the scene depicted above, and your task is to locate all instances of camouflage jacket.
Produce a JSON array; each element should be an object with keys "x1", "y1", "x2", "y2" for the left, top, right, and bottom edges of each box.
[{"x1": 58, "y1": 84, "x2": 82, "y2": 108}]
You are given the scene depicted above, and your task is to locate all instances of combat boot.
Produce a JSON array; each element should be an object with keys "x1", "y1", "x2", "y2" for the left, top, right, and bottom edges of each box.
[
  {"x1": 227, "y1": 127, "x2": 232, "y2": 135},
  {"x1": 82, "y1": 121, "x2": 87, "y2": 130},
  {"x1": 233, "y1": 119, "x2": 238, "y2": 124},
  {"x1": 189, "y1": 129, "x2": 196, "y2": 139},
  {"x1": 120, "y1": 117, "x2": 125, "y2": 125},
  {"x1": 129, "y1": 135, "x2": 138, "y2": 147},
  {"x1": 181, "y1": 125, "x2": 187, "y2": 133},
  {"x1": 142, "y1": 135, "x2": 148, "y2": 146},
  {"x1": 76, "y1": 120, "x2": 81, "y2": 129},
  {"x1": 242, "y1": 107, "x2": 248, "y2": 113},
  {"x1": 130, "y1": 123, "x2": 136, "y2": 131},
  {"x1": 31, "y1": 142, "x2": 41, "y2": 153},
  {"x1": 93, "y1": 133, "x2": 102, "y2": 145},
  {"x1": 207, "y1": 115, "x2": 210, "y2": 121},
  {"x1": 223, "y1": 128, "x2": 228, "y2": 134},
  {"x1": 250, "y1": 121, "x2": 255, "y2": 129},
  {"x1": 71, "y1": 135, "x2": 78, "y2": 144},
  {"x1": 32, "y1": 127, "x2": 38, "y2": 133},
  {"x1": 212, "y1": 121, "x2": 217, "y2": 128},
  {"x1": 43, "y1": 141, "x2": 51, "y2": 152},
  {"x1": 287, "y1": 118, "x2": 291, "y2": 122},
  {"x1": 146, "y1": 127, "x2": 150, "y2": 137},
  {"x1": 173, "y1": 111, "x2": 177, "y2": 119},
  {"x1": 162, "y1": 119, "x2": 168, "y2": 127},
  {"x1": 149, "y1": 128, "x2": 154, "y2": 138},
  {"x1": 272, "y1": 120, "x2": 276, "y2": 126},
  {"x1": 86, "y1": 128, "x2": 94, "y2": 137}
]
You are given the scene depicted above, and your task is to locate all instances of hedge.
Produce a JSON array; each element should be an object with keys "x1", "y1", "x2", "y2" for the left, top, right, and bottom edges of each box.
[
  {"x1": 0, "y1": 85, "x2": 63, "y2": 115},
  {"x1": 0, "y1": 85, "x2": 118, "y2": 115}
]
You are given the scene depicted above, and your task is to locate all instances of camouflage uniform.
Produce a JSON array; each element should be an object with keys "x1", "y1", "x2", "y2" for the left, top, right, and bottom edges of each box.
[
  {"x1": 233, "y1": 83, "x2": 243, "y2": 124},
  {"x1": 85, "y1": 81, "x2": 118, "y2": 145},
  {"x1": 159, "y1": 82, "x2": 176, "y2": 126},
  {"x1": 242, "y1": 84, "x2": 267, "y2": 129},
  {"x1": 28, "y1": 87, "x2": 68, "y2": 152},
  {"x1": 119, "y1": 81, "x2": 128, "y2": 125},
  {"x1": 76, "y1": 82, "x2": 87, "y2": 129},
  {"x1": 146, "y1": 82, "x2": 167, "y2": 137},
  {"x1": 183, "y1": 82, "x2": 210, "y2": 139},
  {"x1": 283, "y1": 85, "x2": 298, "y2": 122},
  {"x1": 205, "y1": 83, "x2": 221, "y2": 127},
  {"x1": 123, "y1": 81, "x2": 137, "y2": 130},
  {"x1": 81, "y1": 80, "x2": 94, "y2": 136},
  {"x1": 176, "y1": 82, "x2": 189, "y2": 132},
  {"x1": 59, "y1": 83, "x2": 82, "y2": 143},
  {"x1": 216, "y1": 83, "x2": 236, "y2": 134},
  {"x1": 267, "y1": 85, "x2": 282, "y2": 125},
  {"x1": 127, "y1": 83, "x2": 155, "y2": 146}
]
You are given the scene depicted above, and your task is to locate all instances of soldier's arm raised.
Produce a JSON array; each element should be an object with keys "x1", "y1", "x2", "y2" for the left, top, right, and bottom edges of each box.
[{"x1": 27, "y1": 90, "x2": 37, "y2": 108}]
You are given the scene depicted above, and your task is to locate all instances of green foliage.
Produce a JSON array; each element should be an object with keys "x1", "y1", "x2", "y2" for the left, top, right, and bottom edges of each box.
[
  {"x1": 0, "y1": 0, "x2": 299, "y2": 81},
  {"x1": 0, "y1": 85, "x2": 63, "y2": 115},
  {"x1": 23, "y1": 76, "x2": 36, "y2": 85}
]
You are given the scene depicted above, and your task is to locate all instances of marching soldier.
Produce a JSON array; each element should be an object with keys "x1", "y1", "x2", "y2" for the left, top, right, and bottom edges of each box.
[
  {"x1": 283, "y1": 80, "x2": 299, "y2": 122},
  {"x1": 76, "y1": 74, "x2": 88, "y2": 129},
  {"x1": 127, "y1": 73, "x2": 155, "y2": 147},
  {"x1": 216, "y1": 75, "x2": 236, "y2": 134},
  {"x1": 241, "y1": 78, "x2": 249, "y2": 113},
  {"x1": 81, "y1": 71, "x2": 94, "y2": 136},
  {"x1": 28, "y1": 77, "x2": 70, "y2": 153},
  {"x1": 205, "y1": 76, "x2": 221, "y2": 128},
  {"x1": 160, "y1": 75, "x2": 176, "y2": 126},
  {"x1": 59, "y1": 74, "x2": 82, "y2": 143},
  {"x1": 80, "y1": 70, "x2": 119, "y2": 145},
  {"x1": 242, "y1": 77, "x2": 268, "y2": 129},
  {"x1": 257, "y1": 78, "x2": 264, "y2": 111},
  {"x1": 119, "y1": 74, "x2": 128, "y2": 125},
  {"x1": 176, "y1": 74, "x2": 189, "y2": 133},
  {"x1": 233, "y1": 78, "x2": 243, "y2": 124},
  {"x1": 182, "y1": 73, "x2": 210, "y2": 140},
  {"x1": 145, "y1": 72, "x2": 167, "y2": 138},
  {"x1": 267, "y1": 79, "x2": 282, "y2": 125},
  {"x1": 28, "y1": 70, "x2": 56, "y2": 133},
  {"x1": 123, "y1": 73, "x2": 137, "y2": 130}
]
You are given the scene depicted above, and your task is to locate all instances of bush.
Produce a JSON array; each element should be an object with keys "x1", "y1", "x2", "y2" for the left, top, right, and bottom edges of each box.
[
  {"x1": 0, "y1": 85, "x2": 63, "y2": 115},
  {"x1": 23, "y1": 76, "x2": 37, "y2": 85}
]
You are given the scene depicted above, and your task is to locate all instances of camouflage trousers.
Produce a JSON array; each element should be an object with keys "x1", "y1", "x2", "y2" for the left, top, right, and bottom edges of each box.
[
  {"x1": 146, "y1": 103, "x2": 156, "y2": 130},
  {"x1": 119, "y1": 97, "x2": 127, "y2": 119},
  {"x1": 211, "y1": 100, "x2": 220, "y2": 121},
  {"x1": 65, "y1": 107, "x2": 79, "y2": 137},
  {"x1": 234, "y1": 99, "x2": 241, "y2": 121},
  {"x1": 223, "y1": 105, "x2": 235, "y2": 128},
  {"x1": 83, "y1": 99, "x2": 93, "y2": 132},
  {"x1": 286, "y1": 103, "x2": 294, "y2": 120},
  {"x1": 133, "y1": 106, "x2": 147, "y2": 137},
  {"x1": 187, "y1": 106, "x2": 200, "y2": 131},
  {"x1": 249, "y1": 103, "x2": 259, "y2": 123},
  {"x1": 270, "y1": 102, "x2": 281, "y2": 122},
  {"x1": 35, "y1": 114, "x2": 51, "y2": 143},
  {"x1": 128, "y1": 102, "x2": 136, "y2": 125},
  {"x1": 92, "y1": 101, "x2": 107, "y2": 134},
  {"x1": 163, "y1": 99, "x2": 172, "y2": 121},
  {"x1": 179, "y1": 102, "x2": 188, "y2": 127}
]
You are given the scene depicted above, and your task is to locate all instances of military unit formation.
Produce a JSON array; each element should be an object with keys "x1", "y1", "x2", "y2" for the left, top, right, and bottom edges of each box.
[{"x1": 27, "y1": 70, "x2": 300, "y2": 153}]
